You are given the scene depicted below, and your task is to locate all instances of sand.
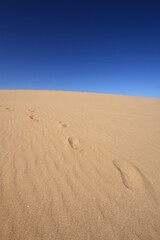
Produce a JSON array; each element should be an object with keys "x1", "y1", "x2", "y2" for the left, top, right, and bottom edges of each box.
[{"x1": 0, "y1": 90, "x2": 160, "y2": 240}]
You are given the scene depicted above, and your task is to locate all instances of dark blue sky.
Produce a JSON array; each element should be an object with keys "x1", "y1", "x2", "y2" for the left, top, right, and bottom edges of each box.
[{"x1": 1, "y1": 0, "x2": 160, "y2": 97}]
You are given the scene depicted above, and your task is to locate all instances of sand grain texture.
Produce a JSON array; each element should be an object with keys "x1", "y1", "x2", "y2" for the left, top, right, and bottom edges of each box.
[{"x1": 0, "y1": 90, "x2": 160, "y2": 240}]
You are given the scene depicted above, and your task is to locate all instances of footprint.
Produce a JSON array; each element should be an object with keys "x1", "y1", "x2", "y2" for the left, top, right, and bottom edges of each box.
[
  {"x1": 29, "y1": 115, "x2": 39, "y2": 122},
  {"x1": 6, "y1": 107, "x2": 14, "y2": 111},
  {"x1": 68, "y1": 137, "x2": 80, "y2": 150},
  {"x1": 28, "y1": 109, "x2": 35, "y2": 113},
  {"x1": 113, "y1": 159, "x2": 155, "y2": 194},
  {"x1": 59, "y1": 121, "x2": 70, "y2": 128}
]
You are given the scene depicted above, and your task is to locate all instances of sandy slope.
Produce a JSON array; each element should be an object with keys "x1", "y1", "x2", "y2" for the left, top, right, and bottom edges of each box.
[{"x1": 0, "y1": 90, "x2": 160, "y2": 240}]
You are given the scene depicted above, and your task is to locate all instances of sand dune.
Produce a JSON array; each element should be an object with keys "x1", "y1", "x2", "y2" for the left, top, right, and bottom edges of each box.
[{"x1": 0, "y1": 90, "x2": 160, "y2": 240}]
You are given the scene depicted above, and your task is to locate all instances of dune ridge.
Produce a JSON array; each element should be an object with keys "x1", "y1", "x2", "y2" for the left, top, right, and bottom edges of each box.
[{"x1": 0, "y1": 90, "x2": 160, "y2": 240}]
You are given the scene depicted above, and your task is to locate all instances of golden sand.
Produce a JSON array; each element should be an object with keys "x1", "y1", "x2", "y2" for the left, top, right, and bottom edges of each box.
[{"x1": 0, "y1": 90, "x2": 160, "y2": 239}]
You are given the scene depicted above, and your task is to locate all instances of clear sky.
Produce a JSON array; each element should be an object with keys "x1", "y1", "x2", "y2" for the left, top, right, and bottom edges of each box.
[{"x1": 1, "y1": 0, "x2": 160, "y2": 98}]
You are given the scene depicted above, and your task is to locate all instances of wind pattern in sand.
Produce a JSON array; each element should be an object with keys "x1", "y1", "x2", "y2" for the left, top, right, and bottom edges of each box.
[{"x1": 0, "y1": 91, "x2": 160, "y2": 240}]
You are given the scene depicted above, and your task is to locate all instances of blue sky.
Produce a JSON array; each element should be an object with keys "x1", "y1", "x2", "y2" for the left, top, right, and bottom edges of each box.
[{"x1": 0, "y1": 0, "x2": 160, "y2": 98}]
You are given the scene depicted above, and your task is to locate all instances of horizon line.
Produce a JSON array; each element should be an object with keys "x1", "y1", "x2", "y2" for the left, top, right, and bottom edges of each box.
[{"x1": 0, "y1": 88, "x2": 159, "y2": 100}]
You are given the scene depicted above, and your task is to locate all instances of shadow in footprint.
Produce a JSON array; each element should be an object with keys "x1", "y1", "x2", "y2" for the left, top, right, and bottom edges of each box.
[
  {"x1": 28, "y1": 109, "x2": 35, "y2": 113},
  {"x1": 113, "y1": 159, "x2": 155, "y2": 196},
  {"x1": 6, "y1": 107, "x2": 14, "y2": 111},
  {"x1": 29, "y1": 115, "x2": 39, "y2": 122},
  {"x1": 68, "y1": 136, "x2": 80, "y2": 150},
  {"x1": 59, "y1": 121, "x2": 70, "y2": 128}
]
